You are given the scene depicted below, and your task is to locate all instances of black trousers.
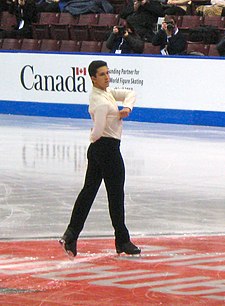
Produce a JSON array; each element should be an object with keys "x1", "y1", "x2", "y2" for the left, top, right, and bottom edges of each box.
[{"x1": 68, "y1": 137, "x2": 130, "y2": 245}]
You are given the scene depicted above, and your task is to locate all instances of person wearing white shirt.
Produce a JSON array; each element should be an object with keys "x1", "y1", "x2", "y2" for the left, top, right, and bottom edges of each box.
[{"x1": 59, "y1": 60, "x2": 141, "y2": 257}]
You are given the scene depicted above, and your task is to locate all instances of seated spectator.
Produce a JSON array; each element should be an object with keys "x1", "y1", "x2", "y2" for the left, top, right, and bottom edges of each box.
[
  {"x1": 106, "y1": 22, "x2": 144, "y2": 54},
  {"x1": 0, "y1": 0, "x2": 38, "y2": 38},
  {"x1": 61, "y1": 0, "x2": 114, "y2": 15},
  {"x1": 36, "y1": 0, "x2": 60, "y2": 12},
  {"x1": 163, "y1": 0, "x2": 191, "y2": 16},
  {"x1": 120, "y1": 0, "x2": 164, "y2": 42},
  {"x1": 152, "y1": 15, "x2": 186, "y2": 55},
  {"x1": 195, "y1": 0, "x2": 225, "y2": 16}
]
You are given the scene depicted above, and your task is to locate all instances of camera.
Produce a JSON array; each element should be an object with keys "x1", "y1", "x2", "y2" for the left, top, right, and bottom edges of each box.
[
  {"x1": 166, "y1": 22, "x2": 175, "y2": 31},
  {"x1": 117, "y1": 26, "x2": 126, "y2": 36}
]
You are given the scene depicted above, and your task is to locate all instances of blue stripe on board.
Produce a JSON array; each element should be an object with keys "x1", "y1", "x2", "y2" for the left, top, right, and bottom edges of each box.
[{"x1": 0, "y1": 100, "x2": 225, "y2": 127}]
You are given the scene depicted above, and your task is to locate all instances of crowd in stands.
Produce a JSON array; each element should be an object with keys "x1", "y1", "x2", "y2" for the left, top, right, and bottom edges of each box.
[{"x1": 0, "y1": 0, "x2": 225, "y2": 56}]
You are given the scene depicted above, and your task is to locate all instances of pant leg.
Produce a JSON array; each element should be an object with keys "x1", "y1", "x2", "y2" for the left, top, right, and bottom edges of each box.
[
  {"x1": 68, "y1": 143, "x2": 102, "y2": 239},
  {"x1": 96, "y1": 138, "x2": 130, "y2": 244}
]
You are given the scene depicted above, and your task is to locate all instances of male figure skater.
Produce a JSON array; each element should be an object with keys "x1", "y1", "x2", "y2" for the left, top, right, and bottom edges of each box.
[{"x1": 59, "y1": 60, "x2": 141, "y2": 257}]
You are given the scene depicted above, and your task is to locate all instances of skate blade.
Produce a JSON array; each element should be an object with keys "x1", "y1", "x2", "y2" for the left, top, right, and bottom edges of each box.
[{"x1": 59, "y1": 239, "x2": 75, "y2": 260}]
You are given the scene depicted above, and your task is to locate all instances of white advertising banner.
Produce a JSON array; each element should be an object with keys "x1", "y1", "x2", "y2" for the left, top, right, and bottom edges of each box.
[{"x1": 0, "y1": 51, "x2": 225, "y2": 111}]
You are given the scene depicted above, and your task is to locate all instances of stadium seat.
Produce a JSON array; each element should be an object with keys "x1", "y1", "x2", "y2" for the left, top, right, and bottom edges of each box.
[
  {"x1": 100, "y1": 41, "x2": 110, "y2": 53},
  {"x1": 143, "y1": 43, "x2": 161, "y2": 54},
  {"x1": 77, "y1": 14, "x2": 99, "y2": 25},
  {"x1": 40, "y1": 39, "x2": 60, "y2": 51},
  {"x1": 80, "y1": 40, "x2": 102, "y2": 53},
  {"x1": 50, "y1": 24, "x2": 70, "y2": 40},
  {"x1": 32, "y1": 12, "x2": 60, "y2": 39},
  {"x1": 203, "y1": 16, "x2": 225, "y2": 30},
  {"x1": 186, "y1": 42, "x2": 209, "y2": 55},
  {"x1": 0, "y1": 11, "x2": 17, "y2": 31},
  {"x1": 1, "y1": 38, "x2": 22, "y2": 50},
  {"x1": 20, "y1": 38, "x2": 41, "y2": 51},
  {"x1": 59, "y1": 40, "x2": 81, "y2": 52},
  {"x1": 90, "y1": 13, "x2": 119, "y2": 41},
  {"x1": 69, "y1": 25, "x2": 90, "y2": 41},
  {"x1": 208, "y1": 43, "x2": 220, "y2": 56},
  {"x1": 178, "y1": 15, "x2": 203, "y2": 31},
  {"x1": 58, "y1": 13, "x2": 79, "y2": 25}
]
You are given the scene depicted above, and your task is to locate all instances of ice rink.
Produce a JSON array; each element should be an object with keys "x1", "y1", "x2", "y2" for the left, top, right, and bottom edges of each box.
[{"x1": 0, "y1": 114, "x2": 225, "y2": 305}]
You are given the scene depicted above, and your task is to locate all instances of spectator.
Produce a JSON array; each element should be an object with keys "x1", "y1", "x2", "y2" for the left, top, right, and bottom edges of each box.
[
  {"x1": 61, "y1": 0, "x2": 114, "y2": 15},
  {"x1": 120, "y1": 0, "x2": 164, "y2": 42},
  {"x1": 36, "y1": 0, "x2": 60, "y2": 12},
  {"x1": 152, "y1": 15, "x2": 186, "y2": 55},
  {"x1": 106, "y1": 22, "x2": 144, "y2": 54},
  {"x1": 163, "y1": 0, "x2": 191, "y2": 16},
  {"x1": 195, "y1": 0, "x2": 225, "y2": 16},
  {"x1": 0, "y1": 0, "x2": 38, "y2": 38}
]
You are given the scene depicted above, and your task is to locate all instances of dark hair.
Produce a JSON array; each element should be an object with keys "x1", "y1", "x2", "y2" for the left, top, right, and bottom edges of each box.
[
  {"x1": 164, "y1": 15, "x2": 176, "y2": 25},
  {"x1": 88, "y1": 60, "x2": 108, "y2": 77}
]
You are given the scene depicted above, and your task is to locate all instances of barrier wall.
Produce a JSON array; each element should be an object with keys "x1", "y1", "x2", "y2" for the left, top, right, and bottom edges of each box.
[{"x1": 0, "y1": 50, "x2": 225, "y2": 127}]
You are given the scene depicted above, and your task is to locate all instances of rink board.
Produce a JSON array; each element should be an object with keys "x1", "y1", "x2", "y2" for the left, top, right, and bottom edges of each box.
[
  {"x1": 1, "y1": 236, "x2": 225, "y2": 305},
  {"x1": 0, "y1": 50, "x2": 225, "y2": 126}
]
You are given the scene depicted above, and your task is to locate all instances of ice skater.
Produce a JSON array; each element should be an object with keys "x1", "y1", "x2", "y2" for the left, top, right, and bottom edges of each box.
[{"x1": 59, "y1": 60, "x2": 141, "y2": 257}]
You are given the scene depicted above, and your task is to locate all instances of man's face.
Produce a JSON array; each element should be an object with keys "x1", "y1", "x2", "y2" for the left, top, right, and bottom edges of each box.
[{"x1": 91, "y1": 66, "x2": 110, "y2": 91}]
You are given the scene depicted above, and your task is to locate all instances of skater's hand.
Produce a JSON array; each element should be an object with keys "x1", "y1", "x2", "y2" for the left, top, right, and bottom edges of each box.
[{"x1": 119, "y1": 107, "x2": 131, "y2": 119}]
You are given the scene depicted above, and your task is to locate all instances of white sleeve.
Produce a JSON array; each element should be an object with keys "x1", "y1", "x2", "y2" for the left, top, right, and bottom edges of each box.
[
  {"x1": 90, "y1": 104, "x2": 108, "y2": 143},
  {"x1": 109, "y1": 88, "x2": 136, "y2": 111}
]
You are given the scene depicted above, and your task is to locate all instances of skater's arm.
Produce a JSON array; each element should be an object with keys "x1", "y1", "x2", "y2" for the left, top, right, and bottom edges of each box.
[{"x1": 90, "y1": 104, "x2": 108, "y2": 142}]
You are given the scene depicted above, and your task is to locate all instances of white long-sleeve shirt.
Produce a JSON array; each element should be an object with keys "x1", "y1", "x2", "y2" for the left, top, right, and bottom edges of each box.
[{"x1": 89, "y1": 86, "x2": 136, "y2": 143}]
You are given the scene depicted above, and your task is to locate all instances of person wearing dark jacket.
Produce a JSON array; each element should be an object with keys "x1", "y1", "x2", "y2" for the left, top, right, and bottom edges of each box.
[
  {"x1": 120, "y1": 0, "x2": 164, "y2": 42},
  {"x1": 152, "y1": 15, "x2": 186, "y2": 55},
  {"x1": 106, "y1": 23, "x2": 144, "y2": 54},
  {"x1": 0, "y1": 0, "x2": 38, "y2": 38}
]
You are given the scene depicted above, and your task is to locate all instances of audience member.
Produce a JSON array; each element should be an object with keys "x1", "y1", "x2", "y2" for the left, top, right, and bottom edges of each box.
[
  {"x1": 152, "y1": 15, "x2": 186, "y2": 54},
  {"x1": 36, "y1": 0, "x2": 60, "y2": 12},
  {"x1": 61, "y1": 0, "x2": 114, "y2": 15},
  {"x1": 106, "y1": 22, "x2": 144, "y2": 54},
  {"x1": 163, "y1": 0, "x2": 191, "y2": 15},
  {"x1": 0, "y1": 0, "x2": 38, "y2": 38},
  {"x1": 120, "y1": 0, "x2": 164, "y2": 42},
  {"x1": 195, "y1": 0, "x2": 225, "y2": 16}
]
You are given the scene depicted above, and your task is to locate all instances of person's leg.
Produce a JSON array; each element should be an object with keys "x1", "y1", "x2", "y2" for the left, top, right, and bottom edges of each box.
[
  {"x1": 98, "y1": 138, "x2": 140, "y2": 254},
  {"x1": 60, "y1": 144, "x2": 102, "y2": 256}
]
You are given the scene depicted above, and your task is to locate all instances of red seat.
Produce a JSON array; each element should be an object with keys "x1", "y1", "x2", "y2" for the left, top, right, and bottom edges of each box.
[
  {"x1": 78, "y1": 14, "x2": 99, "y2": 25},
  {"x1": 59, "y1": 40, "x2": 81, "y2": 52},
  {"x1": 101, "y1": 40, "x2": 110, "y2": 53},
  {"x1": 186, "y1": 42, "x2": 209, "y2": 55},
  {"x1": 1, "y1": 38, "x2": 22, "y2": 50},
  {"x1": 90, "y1": 14, "x2": 119, "y2": 41},
  {"x1": 0, "y1": 11, "x2": 17, "y2": 31},
  {"x1": 80, "y1": 40, "x2": 102, "y2": 53},
  {"x1": 58, "y1": 13, "x2": 79, "y2": 25},
  {"x1": 97, "y1": 13, "x2": 119, "y2": 26},
  {"x1": 32, "y1": 24, "x2": 50, "y2": 39},
  {"x1": 208, "y1": 43, "x2": 220, "y2": 56},
  {"x1": 50, "y1": 24, "x2": 70, "y2": 40},
  {"x1": 69, "y1": 25, "x2": 90, "y2": 41},
  {"x1": 40, "y1": 39, "x2": 60, "y2": 51},
  {"x1": 32, "y1": 13, "x2": 60, "y2": 39},
  {"x1": 20, "y1": 38, "x2": 41, "y2": 51},
  {"x1": 143, "y1": 43, "x2": 161, "y2": 54},
  {"x1": 203, "y1": 16, "x2": 225, "y2": 30},
  {"x1": 179, "y1": 15, "x2": 203, "y2": 30},
  {"x1": 38, "y1": 12, "x2": 60, "y2": 24}
]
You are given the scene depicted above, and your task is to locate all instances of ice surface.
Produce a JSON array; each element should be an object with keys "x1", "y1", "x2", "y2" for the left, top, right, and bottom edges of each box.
[{"x1": 0, "y1": 114, "x2": 224, "y2": 240}]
